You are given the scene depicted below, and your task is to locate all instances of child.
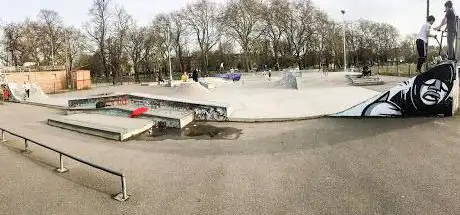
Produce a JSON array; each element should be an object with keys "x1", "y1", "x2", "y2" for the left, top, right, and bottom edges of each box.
[
  {"x1": 416, "y1": 15, "x2": 437, "y2": 73},
  {"x1": 2, "y1": 85, "x2": 9, "y2": 102}
]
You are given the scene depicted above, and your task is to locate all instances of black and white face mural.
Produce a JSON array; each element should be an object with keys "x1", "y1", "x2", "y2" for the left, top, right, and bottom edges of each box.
[{"x1": 334, "y1": 62, "x2": 457, "y2": 117}]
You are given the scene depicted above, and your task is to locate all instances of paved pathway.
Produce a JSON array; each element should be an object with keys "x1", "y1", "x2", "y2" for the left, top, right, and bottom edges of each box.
[{"x1": 1, "y1": 103, "x2": 460, "y2": 214}]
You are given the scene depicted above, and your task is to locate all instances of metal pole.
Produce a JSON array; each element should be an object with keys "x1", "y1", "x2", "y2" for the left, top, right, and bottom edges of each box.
[
  {"x1": 342, "y1": 10, "x2": 347, "y2": 72},
  {"x1": 426, "y1": 0, "x2": 430, "y2": 71},
  {"x1": 56, "y1": 153, "x2": 68, "y2": 173},
  {"x1": 122, "y1": 176, "x2": 127, "y2": 199},
  {"x1": 1, "y1": 130, "x2": 5, "y2": 142},
  {"x1": 22, "y1": 139, "x2": 30, "y2": 153},
  {"x1": 114, "y1": 175, "x2": 129, "y2": 201}
]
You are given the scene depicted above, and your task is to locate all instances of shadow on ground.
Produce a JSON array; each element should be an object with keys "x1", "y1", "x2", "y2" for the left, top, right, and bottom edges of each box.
[
  {"x1": 138, "y1": 117, "x2": 437, "y2": 157},
  {"x1": 134, "y1": 122, "x2": 244, "y2": 141}
]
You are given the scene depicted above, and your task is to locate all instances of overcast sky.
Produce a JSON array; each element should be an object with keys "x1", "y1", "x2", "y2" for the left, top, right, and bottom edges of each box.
[{"x1": 0, "y1": 0, "x2": 455, "y2": 38}]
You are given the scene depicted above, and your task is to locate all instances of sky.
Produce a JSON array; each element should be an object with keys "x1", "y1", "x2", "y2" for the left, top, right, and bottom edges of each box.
[{"x1": 0, "y1": 0, "x2": 455, "y2": 39}]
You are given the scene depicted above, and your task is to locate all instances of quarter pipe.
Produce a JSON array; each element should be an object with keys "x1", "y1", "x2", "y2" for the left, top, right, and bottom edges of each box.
[{"x1": 7, "y1": 83, "x2": 48, "y2": 102}]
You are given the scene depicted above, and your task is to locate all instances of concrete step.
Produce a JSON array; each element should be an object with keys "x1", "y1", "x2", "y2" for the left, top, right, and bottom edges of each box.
[
  {"x1": 48, "y1": 113, "x2": 154, "y2": 141},
  {"x1": 68, "y1": 107, "x2": 194, "y2": 129}
]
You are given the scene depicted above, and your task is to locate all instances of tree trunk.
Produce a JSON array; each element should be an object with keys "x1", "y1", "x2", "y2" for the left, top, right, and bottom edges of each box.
[
  {"x1": 244, "y1": 47, "x2": 250, "y2": 73},
  {"x1": 134, "y1": 63, "x2": 140, "y2": 83},
  {"x1": 274, "y1": 44, "x2": 280, "y2": 71},
  {"x1": 178, "y1": 45, "x2": 185, "y2": 73}
]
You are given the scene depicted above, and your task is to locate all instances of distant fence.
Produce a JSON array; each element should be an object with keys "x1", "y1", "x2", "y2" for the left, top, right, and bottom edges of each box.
[
  {"x1": 0, "y1": 66, "x2": 66, "y2": 73},
  {"x1": 0, "y1": 127, "x2": 129, "y2": 202},
  {"x1": 371, "y1": 63, "x2": 418, "y2": 77}
]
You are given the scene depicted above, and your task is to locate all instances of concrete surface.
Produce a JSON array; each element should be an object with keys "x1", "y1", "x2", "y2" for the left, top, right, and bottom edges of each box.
[
  {"x1": 42, "y1": 71, "x2": 407, "y2": 121},
  {"x1": 1, "y1": 103, "x2": 460, "y2": 214},
  {"x1": 48, "y1": 113, "x2": 154, "y2": 141}
]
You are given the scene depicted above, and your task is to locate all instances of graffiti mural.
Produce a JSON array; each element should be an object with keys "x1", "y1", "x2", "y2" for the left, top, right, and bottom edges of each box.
[
  {"x1": 334, "y1": 61, "x2": 457, "y2": 117},
  {"x1": 68, "y1": 94, "x2": 230, "y2": 121}
]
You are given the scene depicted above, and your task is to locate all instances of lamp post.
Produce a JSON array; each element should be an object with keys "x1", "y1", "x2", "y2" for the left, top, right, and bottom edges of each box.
[
  {"x1": 426, "y1": 0, "x2": 430, "y2": 71},
  {"x1": 341, "y1": 10, "x2": 347, "y2": 72},
  {"x1": 166, "y1": 22, "x2": 173, "y2": 86}
]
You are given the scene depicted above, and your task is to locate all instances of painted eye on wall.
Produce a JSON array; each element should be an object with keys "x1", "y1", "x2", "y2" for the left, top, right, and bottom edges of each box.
[{"x1": 423, "y1": 79, "x2": 436, "y2": 85}]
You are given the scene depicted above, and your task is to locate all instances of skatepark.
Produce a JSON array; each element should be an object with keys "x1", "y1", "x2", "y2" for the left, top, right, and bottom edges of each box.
[
  {"x1": 2, "y1": 67, "x2": 460, "y2": 214},
  {"x1": 2, "y1": 64, "x2": 457, "y2": 142},
  {"x1": 2, "y1": 0, "x2": 460, "y2": 212},
  {"x1": 0, "y1": 70, "x2": 402, "y2": 139}
]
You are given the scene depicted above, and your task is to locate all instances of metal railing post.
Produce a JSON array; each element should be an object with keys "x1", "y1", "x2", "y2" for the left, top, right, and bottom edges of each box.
[
  {"x1": 113, "y1": 175, "x2": 129, "y2": 202},
  {"x1": 22, "y1": 139, "x2": 31, "y2": 153},
  {"x1": 1, "y1": 129, "x2": 5, "y2": 142},
  {"x1": 122, "y1": 176, "x2": 127, "y2": 199},
  {"x1": 56, "y1": 153, "x2": 69, "y2": 173}
]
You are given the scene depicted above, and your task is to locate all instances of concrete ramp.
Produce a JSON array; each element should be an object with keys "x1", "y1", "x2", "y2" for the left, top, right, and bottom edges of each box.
[
  {"x1": 7, "y1": 82, "x2": 48, "y2": 102},
  {"x1": 240, "y1": 70, "x2": 302, "y2": 90},
  {"x1": 48, "y1": 113, "x2": 154, "y2": 141},
  {"x1": 333, "y1": 61, "x2": 459, "y2": 117}
]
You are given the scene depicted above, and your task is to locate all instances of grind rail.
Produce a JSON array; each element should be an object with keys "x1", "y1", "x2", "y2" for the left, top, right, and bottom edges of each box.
[{"x1": 0, "y1": 127, "x2": 129, "y2": 202}]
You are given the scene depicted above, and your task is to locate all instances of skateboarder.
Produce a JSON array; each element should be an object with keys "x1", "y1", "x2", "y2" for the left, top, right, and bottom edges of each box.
[
  {"x1": 416, "y1": 15, "x2": 437, "y2": 73},
  {"x1": 23, "y1": 81, "x2": 30, "y2": 100},
  {"x1": 434, "y1": 1, "x2": 457, "y2": 60}
]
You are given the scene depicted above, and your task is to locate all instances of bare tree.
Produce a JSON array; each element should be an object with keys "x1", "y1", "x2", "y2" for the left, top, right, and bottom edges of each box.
[
  {"x1": 261, "y1": 0, "x2": 289, "y2": 70},
  {"x1": 2, "y1": 23, "x2": 23, "y2": 66},
  {"x1": 107, "y1": 6, "x2": 132, "y2": 84},
  {"x1": 281, "y1": 0, "x2": 315, "y2": 69},
  {"x1": 185, "y1": 0, "x2": 222, "y2": 75},
  {"x1": 151, "y1": 13, "x2": 171, "y2": 79},
  {"x1": 87, "y1": 0, "x2": 112, "y2": 78},
  {"x1": 63, "y1": 27, "x2": 87, "y2": 71},
  {"x1": 38, "y1": 9, "x2": 63, "y2": 68},
  {"x1": 21, "y1": 19, "x2": 43, "y2": 68},
  {"x1": 171, "y1": 11, "x2": 188, "y2": 73},
  {"x1": 223, "y1": 0, "x2": 263, "y2": 72},
  {"x1": 127, "y1": 25, "x2": 147, "y2": 83}
]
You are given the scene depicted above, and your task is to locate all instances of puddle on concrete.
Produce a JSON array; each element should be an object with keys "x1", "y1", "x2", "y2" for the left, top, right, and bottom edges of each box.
[{"x1": 135, "y1": 122, "x2": 243, "y2": 141}]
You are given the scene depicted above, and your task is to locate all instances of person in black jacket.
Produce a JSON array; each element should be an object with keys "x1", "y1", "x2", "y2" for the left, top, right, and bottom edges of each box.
[
  {"x1": 434, "y1": 1, "x2": 457, "y2": 60},
  {"x1": 192, "y1": 69, "x2": 199, "y2": 82}
]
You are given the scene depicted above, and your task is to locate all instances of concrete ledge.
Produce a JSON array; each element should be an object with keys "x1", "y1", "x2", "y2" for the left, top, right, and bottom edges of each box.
[
  {"x1": 68, "y1": 107, "x2": 194, "y2": 129},
  {"x1": 48, "y1": 114, "x2": 154, "y2": 141},
  {"x1": 68, "y1": 93, "x2": 232, "y2": 121},
  {"x1": 25, "y1": 101, "x2": 68, "y2": 110}
]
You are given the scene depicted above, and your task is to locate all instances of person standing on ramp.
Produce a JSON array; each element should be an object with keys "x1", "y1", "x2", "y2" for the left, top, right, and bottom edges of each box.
[
  {"x1": 434, "y1": 1, "x2": 457, "y2": 60},
  {"x1": 23, "y1": 81, "x2": 30, "y2": 100},
  {"x1": 416, "y1": 15, "x2": 437, "y2": 73}
]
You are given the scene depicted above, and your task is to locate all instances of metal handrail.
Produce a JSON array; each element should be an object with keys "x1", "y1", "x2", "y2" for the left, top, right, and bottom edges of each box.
[{"x1": 0, "y1": 128, "x2": 129, "y2": 202}]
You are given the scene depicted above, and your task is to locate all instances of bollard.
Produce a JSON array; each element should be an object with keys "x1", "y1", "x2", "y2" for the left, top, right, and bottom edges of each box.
[
  {"x1": 113, "y1": 175, "x2": 129, "y2": 202},
  {"x1": 56, "y1": 153, "x2": 68, "y2": 173}
]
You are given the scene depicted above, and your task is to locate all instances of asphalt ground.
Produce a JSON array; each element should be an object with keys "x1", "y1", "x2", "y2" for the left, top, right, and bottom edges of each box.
[{"x1": 0, "y1": 103, "x2": 459, "y2": 214}]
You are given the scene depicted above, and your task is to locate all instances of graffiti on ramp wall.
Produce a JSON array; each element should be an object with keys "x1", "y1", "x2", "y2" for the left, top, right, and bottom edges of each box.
[{"x1": 334, "y1": 61, "x2": 457, "y2": 117}]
